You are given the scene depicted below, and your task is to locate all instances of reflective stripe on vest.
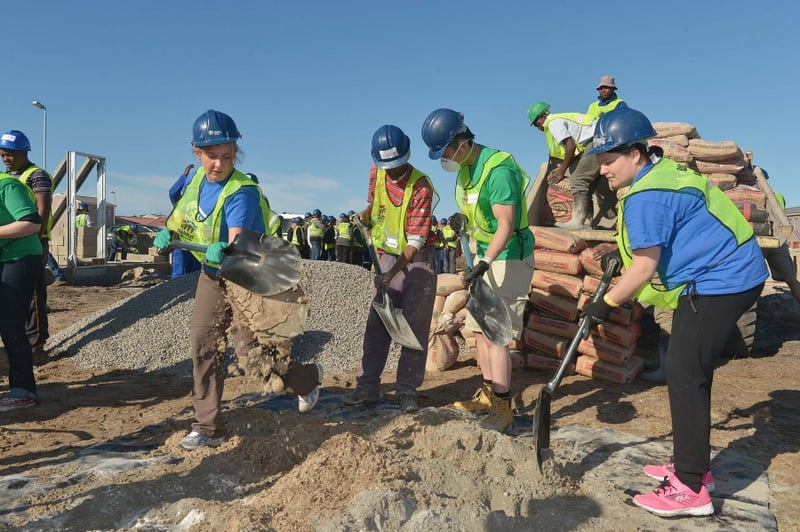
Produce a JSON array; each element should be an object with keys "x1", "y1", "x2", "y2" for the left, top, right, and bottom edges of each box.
[
  {"x1": 543, "y1": 112, "x2": 593, "y2": 160},
  {"x1": 455, "y1": 151, "x2": 530, "y2": 243},
  {"x1": 586, "y1": 98, "x2": 625, "y2": 120},
  {"x1": 337, "y1": 221, "x2": 352, "y2": 240},
  {"x1": 165, "y1": 167, "x2": 272, "y2": 266},
  {"x1": 19, "y1": 165, "x2": 54, "y2": 239},
  {"x1": 615, "y1": 158, "x2": 755, "y2": 309},
  {"x1": 371, "y1": 167, "x2": 429, "y2": 254}
]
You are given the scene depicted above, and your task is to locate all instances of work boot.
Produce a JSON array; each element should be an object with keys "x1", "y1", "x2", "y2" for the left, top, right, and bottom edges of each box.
[
  {"x1": 555, "y1": 193, "x2": 592, "y2": 230},
  {"x1": 452, "y1": 383, "x2": 492, "y2": 413},
  {"x1": 480, "y1": 394, "x2": 513, "y2": 432}
]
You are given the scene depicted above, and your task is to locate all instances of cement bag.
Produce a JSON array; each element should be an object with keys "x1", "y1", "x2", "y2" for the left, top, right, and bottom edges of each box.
[
  {"x1": 694, "y1": 158, "x2": 745, "y2": 175},
  {"x1": 578, "y1": 293, "x2": 642, "y2": 325},
  {"x1": 535, "y1": 249, "x2": 584, "y2": 275},
  {"x1": 582, "y1": 273, "x2": 619, "y2": 295},
  {"x1": 688, "y1": 139, "x2": 740, "y2": 162},
  {"x1": 579, "y1": 248, "x2": 603, "y2": 276},
  {"x1": 436, "y1": 273, "x2": 467, "y2": 296},
  {"x1": 532, "y1": 226, "x2": 587, "y2": 254},
  {"x1": 705, "y1": 173, "x2": 737, "y2": 191},
  {"x1": 430, "y1": 312, "x2": 463, "y2": 336},
  {"x1": 433, "y1": 294, "x2": 446, "y2": 314},
  {"x1": 652, "y1": 122, "x2": 698, "y2": 139},
  {"x1": 662, "y1": 134, "x2": 689, "y2": 147},
  {"x1": 725, "y1": 188, "x2": 767, "y2": 208},
  {"x1": 443, "y1": 289, "x2": 469, "y2": 314},
  {"x1": 527, "y1": 352, "x2": 574, "y2": 374},
  {"x1": 526, "y1": 314, "x2": 579, "y2": 339},
  {"x1": 426, "y1": 333, "x2": 459, "y2": 372},
  {"x1": 510, "y1": 350, "x2": 526, "y2": 370},
  {"x1": 591, "y1": 320, "x2": 641, "y2": 348},
  {"x1": 546, "y1": 186, "x2": 573, "y2": 224},
  {"x1": 578, "y1": 335, "x2": 636, "y2": 365},
  {"x1": 521, "y1": 329, "x2": 567, "y2": 358},
  {"x1": 648, "y1": 138, "x2": 693, "y2": 163},
  {"x1": 531, "y1": 270, "x2": 583, "y2": 299},
  {"x1": 529, "y1": 288, "x2": 579, "y2": 321},
  {"x1": 740, "y1": 203, "x2": 769, "y2": 223},
  {"x1": 575, "y1": 355, "x2": 644, "y2": 384}
]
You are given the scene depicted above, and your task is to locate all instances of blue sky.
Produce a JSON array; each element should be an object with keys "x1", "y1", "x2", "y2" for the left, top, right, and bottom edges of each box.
[{"x1": 3, "y1": 1, "x2": 798, "y2": 220}]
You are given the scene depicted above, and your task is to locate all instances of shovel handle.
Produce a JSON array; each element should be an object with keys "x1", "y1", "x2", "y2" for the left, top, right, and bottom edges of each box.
[
  {"x1": 544, "y1": 256, "x2": 621, "y2": 394},
  {"x1": 351, "y1": 215, "x2": 385, "y2": 276}
]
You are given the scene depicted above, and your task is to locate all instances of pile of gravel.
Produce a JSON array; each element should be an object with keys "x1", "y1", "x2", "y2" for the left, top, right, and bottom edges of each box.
[{"x1": 47, "y1": 260, "x2": 402, "y2": 377}]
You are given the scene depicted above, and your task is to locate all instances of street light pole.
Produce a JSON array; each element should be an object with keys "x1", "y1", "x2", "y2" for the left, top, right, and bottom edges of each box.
[{"x1": 31, "y1": 100, "x2": 47, "y2": 170}]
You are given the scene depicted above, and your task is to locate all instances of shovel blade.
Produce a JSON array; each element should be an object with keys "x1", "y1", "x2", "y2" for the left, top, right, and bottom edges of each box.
[
  {"x1": 372, "y1": 291, "x2": 423, "y2": 350},
  {"x1": 467, "y1": 277, "x2": 513, "y2": 346},
  {"x1": 531, "y1": 387, "x2": 552, "y2": 468},
  {"x1": 218, "y1": 231, "x2": 301, "y2": 296}
]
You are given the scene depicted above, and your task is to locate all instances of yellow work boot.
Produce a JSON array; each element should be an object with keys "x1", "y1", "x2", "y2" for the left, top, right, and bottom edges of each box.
[
  {"x1": 452, "y1": 383, "x2": 492, "y2": 413},
  {"x1": 480, "y1": 394, "x2": 513, "y2": 432}
]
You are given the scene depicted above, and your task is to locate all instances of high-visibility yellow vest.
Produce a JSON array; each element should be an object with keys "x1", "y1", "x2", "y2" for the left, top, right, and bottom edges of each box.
[{"x1": 371, "y1": 167, "x2": 433, "y2": 254}]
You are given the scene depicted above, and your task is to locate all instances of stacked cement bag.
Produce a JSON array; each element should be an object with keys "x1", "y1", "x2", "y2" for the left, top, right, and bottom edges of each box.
[
  {"x1": 523, "y1": 227, "x2": 645, "y2": 383},
  {"x1": 427, "y1": 273, "x2": 468, "y2": 372},
  {"x1": 650, "y1": 122, "x2": 773, "y2": 236}
]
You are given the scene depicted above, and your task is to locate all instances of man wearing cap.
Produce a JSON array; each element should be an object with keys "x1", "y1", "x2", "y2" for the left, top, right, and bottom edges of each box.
[
  {"x1": 528, "y1": 102, "x2": 600, "y2": 229},
  {"x1": 586, "y1": 75, "x2": 628, "y2": 120}
]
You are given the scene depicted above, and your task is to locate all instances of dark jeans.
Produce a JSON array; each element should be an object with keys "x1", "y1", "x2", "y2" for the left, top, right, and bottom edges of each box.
[
  {"x1": 358, "y1": 246, "x2": 437, "y2": 395},
  {"x1": 309, "y1": 238, "x2": 322, "y2": 260},
  {"x1": 1, "y1": 255, "x2": 41, "y2": 396},
  {"x1": 25, "y1": 241, "x2": 49, "y2": 347},
  {"x1": 666, "y1": 283, "x2": 764, "y2": 491}
]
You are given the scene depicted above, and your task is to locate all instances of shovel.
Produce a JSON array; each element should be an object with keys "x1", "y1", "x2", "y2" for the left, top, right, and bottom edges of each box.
[
  {"x1": 351, "y1": 216, "x2": 423, "y2": 350},
  {"x1": 448, "y1": 213, "x2": 513, "y2": 347},
  {"x1": 169, "y1": 229, "x2": 301, "y2": 296},
  {"x1": 532, "y1": 255, "x2": 621, "y2": 468}
]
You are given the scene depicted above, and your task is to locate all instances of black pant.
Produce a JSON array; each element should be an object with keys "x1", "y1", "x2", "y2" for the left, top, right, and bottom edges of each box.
[
  {"x1": 665, "y1": 283, "x2": 763, "y2": 491},
  {"x1": 1, "y1": 255, "x2": 41, "y2": 395},
  {"x1": 25, "y1": 241, "x2": 48, "y2": 347}
]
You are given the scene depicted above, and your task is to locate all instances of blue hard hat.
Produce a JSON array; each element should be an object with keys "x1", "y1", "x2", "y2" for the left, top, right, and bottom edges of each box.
[
  {"x1": 0, "y1": 130, "x2": 31, "y2": 151},
  {"x1": 245, "y1": 172, "x2": 259, "y2": 184},
  {"x1": 347, "y1": 210, "x2": 355, "y2": 216},
  {"x1": 371, "y1": 125, "x2": 410, "y2": 169},
  {"x1": 587, "y1": 108, "x2": 656, "y2": 155},
  {"x1": 312, "y1": 209, "x2": 321, "y2": 218},
  {"x1": 421, "y1": 108, "x2": 465, "y2": 160},
  {"x1": 192, "y1": 110, "x2": 242, "y2": 147}
]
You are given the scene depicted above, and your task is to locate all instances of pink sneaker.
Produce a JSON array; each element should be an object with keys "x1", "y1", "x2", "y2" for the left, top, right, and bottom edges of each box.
[
  {"x1": 0, "y1": 396, "x2": 37, "y2": 412},
  {"x1": 634, "y1": 476, "x2": 714, "y2": 517},
  {"x1": 643, "y1": 462, "x2": 715, "y2": 492}
]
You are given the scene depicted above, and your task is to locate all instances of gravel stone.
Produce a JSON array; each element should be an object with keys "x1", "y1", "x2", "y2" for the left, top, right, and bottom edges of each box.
[{"x1": 47, "y1": 260, "x2": 403, "y2": 377}]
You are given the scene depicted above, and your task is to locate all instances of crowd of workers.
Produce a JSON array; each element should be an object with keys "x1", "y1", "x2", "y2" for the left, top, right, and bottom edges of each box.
[{"x1": 1, "y1": 74, "x2": 798, "y2": 520}]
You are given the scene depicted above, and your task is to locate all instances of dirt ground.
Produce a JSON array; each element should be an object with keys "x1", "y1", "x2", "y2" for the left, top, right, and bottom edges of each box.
[{"x1": 1, "y1": 280, "x2": 798, "y2": 530}]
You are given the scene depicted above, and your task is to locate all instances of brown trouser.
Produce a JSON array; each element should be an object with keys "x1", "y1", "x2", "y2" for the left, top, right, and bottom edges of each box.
[{"x1": 189, "y1": 271, "x2": 318, "y2": 437}]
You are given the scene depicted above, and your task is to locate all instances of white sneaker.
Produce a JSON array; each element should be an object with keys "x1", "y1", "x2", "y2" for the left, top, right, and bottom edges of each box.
[
  {"x1": 180, "y1": 430, "x2": 225, "y2": 450},
  {"x1": 298, "y1": 363, "x2": 323, "y2": 414}
]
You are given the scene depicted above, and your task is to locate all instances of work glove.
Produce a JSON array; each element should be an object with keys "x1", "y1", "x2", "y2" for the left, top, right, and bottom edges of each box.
[
  {"x1": 205, "y1": 241, "x2": 229, "y2": 265},
  {"x1": 463, "y1": 258, "x2": 491, "y2": 285},
  {"x1": 601, "y1": 249, "x2": 623, "y2": 276},
  {"x1": 154, "y1": 229, "x2": 173, "y2": 253},
  {"x1": 579, "y1": 299, "x2": 614, "y2": 339}
]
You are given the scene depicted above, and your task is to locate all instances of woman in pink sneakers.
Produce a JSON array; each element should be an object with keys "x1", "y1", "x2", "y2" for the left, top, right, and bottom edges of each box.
[{"x1": 580, "y1": 108, "x2": 768, "y2": 517}]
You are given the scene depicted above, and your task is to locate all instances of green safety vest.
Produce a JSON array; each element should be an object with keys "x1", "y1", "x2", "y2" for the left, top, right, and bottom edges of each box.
[
  {"x1": 455, "y1": 151, "x2": 530, "y2": 244},
  {"x1": 337, "y1": 221, "x2": 352, "y2": 240},
  {"x1": 371, "y1": 167, "x2": 432, "y2": 255},
  {"x1": 542, "y1": 112, "x2": 594, "y2": 160},
  {"x1": 165, "y1": 167, "x2": 277, "y2": 266},
  {"x1": 76, "y1": 213, "x2": 89, "y2": 227},
  {"x1": 616, "y1": 158, "x2": 755, "y2": 309},
  {"x1": 442, "y1": 225, "x2": 458, "y2": 249},
  {"x1": 307, "y1": 218, "x2": 325, "y2": 238},
  {"x1": 585, "y1": 98, "x2": 625, "y2": 120},
  {"x1": 19, "y1": 165, "x2": 54, "y2": 239},
  {"x1": 290, "y1": 225, "x2": 303, "y2": 246}
]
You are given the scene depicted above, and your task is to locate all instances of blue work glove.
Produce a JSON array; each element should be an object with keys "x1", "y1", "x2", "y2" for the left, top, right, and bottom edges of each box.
[
  {"x1": 579, "y1": 298, "x2": 614, "y2": 339},
  {"x1": 205, "y1": 241, "x2": 229, "y2": 264},
  {"x1": 154, "y1": 229, "x2": 173, "y2": 252},
  {"x1": 463, "y1": 258, "x2": 491, "y2": 285}
]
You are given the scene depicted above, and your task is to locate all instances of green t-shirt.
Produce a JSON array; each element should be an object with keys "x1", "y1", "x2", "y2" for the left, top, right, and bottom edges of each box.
[
  {"x1": 467, "y1": 147, "x2": 534, "y2": 261},
  {"x1": 0, "y1": 177, "x2": 43, "y2": 261}
]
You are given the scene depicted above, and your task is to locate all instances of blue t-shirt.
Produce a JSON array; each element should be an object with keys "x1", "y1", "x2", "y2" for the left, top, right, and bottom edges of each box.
[
  {"x1": 623, "y1": 169, "x2": 768, "y2": 296},
  {"x1": 198, "y1": 174, "x2": 265, "y2": 274}
]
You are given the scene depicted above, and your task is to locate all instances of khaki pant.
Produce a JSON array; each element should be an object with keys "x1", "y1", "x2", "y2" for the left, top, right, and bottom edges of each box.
[{"x1": 189, "y1": 271, "x2": 318, "y2": 437}]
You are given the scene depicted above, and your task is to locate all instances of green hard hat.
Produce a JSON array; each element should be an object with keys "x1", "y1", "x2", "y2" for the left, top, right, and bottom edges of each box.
[{"x1": 527, "y1": 101, "x2": 550, "y2": 125}]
